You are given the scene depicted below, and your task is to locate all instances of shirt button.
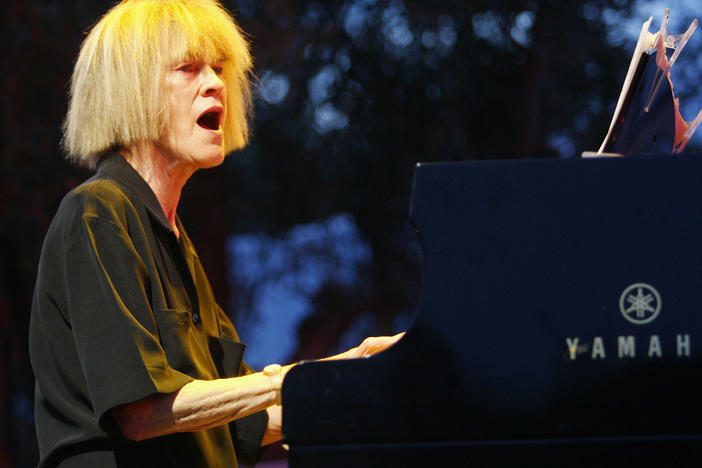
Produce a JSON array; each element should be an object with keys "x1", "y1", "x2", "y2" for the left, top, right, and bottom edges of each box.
[{"x1": 192, "y1": 313, "x2": 201, "y2": 325}]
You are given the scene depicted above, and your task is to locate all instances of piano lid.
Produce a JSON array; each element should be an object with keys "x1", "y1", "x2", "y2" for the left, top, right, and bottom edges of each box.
[{"x1": 282, "y1": 154, "x2": 702, "y2": 450}]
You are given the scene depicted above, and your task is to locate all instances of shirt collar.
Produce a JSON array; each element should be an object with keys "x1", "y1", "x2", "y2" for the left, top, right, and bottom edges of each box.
[{"x1": 95, "y1": 152, "x2": 175, "y2": 233}]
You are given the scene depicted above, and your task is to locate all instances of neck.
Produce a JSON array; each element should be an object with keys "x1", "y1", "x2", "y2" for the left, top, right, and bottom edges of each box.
[{"x1": 119, "y1": 141, "x2": 195, "y2": 238}]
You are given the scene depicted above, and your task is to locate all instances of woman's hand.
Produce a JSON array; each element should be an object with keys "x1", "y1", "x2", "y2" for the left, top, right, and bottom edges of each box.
[
  {"x1": 322, "y1": 332, "x2": 405, "y2": 361},
  {"x1": 354, "y1": 332, "x2": 405, "y2": 358}
]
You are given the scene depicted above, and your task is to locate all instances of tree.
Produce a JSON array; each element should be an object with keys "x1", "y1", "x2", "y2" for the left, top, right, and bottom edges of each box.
[
  {"x1": 5, "y1": 0, "x2": 699, "y2": 465},
  {"x1": 220, "y1": 0, "x2": 641, "y2": 360}
]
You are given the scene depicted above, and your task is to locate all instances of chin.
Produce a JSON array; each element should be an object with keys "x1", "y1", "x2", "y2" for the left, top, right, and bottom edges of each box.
[{"x1": 198, "y1": 148, "x2": 226, "y2": 169}]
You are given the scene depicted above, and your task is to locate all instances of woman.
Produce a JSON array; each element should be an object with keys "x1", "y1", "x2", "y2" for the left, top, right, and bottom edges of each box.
[{"x1": 29, "y1": 1, "x2": 401, "y2": 466}]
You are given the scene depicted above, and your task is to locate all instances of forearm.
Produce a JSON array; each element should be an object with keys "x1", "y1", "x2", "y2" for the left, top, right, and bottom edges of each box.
[
  {"x1": 113, "y1": 366, "x2": 293, "y2": 441},
  {"x1": 111, "y1": 333, "x2": 402, "y2": 442},
  {"x1": 170, "y1": 374, "x2": 273, "y2": 432}
]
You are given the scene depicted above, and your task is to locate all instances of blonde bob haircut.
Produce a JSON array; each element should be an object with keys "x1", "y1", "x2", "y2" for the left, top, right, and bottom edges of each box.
[{"x1": 63, "y1": 0, "x2": 253, "y2": 168}]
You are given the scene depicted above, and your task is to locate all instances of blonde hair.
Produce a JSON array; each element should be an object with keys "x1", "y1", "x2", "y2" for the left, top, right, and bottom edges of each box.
[{"x1": 63, "y1": 0, "x2": 253, "y2": 168}]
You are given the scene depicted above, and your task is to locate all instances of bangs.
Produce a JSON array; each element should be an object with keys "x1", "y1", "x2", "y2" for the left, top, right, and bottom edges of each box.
[{"x1": 160, "y1": 2, "x2": 241, "y2": 66}]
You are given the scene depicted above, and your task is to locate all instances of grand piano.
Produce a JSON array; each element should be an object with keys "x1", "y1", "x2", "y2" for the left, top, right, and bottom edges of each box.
[{"x1": 280, "y1": 154, "x2": 702, "y2": 467}]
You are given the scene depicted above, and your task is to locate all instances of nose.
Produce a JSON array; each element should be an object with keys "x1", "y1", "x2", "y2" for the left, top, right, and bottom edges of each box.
[{"x1": 201, "y1": 65, "x2": 224, "y2": 97}]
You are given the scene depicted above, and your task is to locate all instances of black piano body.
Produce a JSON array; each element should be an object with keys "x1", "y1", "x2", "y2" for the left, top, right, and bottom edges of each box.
[{"x1": 281, "y1": 154, "x2": 702, "y2": 467}]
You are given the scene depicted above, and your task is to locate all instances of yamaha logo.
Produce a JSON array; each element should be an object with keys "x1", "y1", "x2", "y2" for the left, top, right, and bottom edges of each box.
[
  {"x1": 619, "y1": 283, "x2": 661, "y2": 325},
  {"x1": 565, "y1": 283, "x2": 691, "y2": 361}
]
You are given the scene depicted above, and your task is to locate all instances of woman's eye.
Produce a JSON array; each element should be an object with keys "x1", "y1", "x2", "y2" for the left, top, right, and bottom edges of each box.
[
  {"x1": 177, "y1": 63, "x2": 192, "y2": 72},
  {"x1": 212, "y1": 65, "x2": 223, "y2": 75}
]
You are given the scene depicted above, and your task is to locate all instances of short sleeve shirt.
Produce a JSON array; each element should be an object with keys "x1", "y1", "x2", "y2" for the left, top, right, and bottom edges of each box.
[{"x1": 29, "y1": 153, "x2": 267, "y2": 467}]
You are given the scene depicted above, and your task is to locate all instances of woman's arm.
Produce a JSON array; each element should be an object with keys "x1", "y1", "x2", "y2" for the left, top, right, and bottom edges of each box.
[
  {"x1": 111, "y1": 333, "x2": 403, "y2": 442},
  {"x1": 111, "y1": 364, "x2": 294, "y2": 441}
]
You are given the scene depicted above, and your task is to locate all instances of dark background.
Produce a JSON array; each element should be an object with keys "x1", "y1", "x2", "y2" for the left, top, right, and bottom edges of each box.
[{"x1": 1, "y1": 0, "x2": 700, "y2": 466}]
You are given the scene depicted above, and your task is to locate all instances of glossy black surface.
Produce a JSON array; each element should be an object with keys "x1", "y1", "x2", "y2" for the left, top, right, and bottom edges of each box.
[
  {"x1": 605, "y1": 52, "x2": 676, "y2": 155},
  {"x1": 282, "y1": 154, "x2": 702, "y2": 466}
]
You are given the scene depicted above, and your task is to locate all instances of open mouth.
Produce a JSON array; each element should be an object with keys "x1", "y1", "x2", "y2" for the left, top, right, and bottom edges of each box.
[{"x1": 197, "y1": 109, "x2": 222, "y2": 131}]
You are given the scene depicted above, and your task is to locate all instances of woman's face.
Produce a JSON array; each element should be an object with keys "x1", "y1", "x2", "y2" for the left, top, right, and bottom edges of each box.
[{"x1": 155, "y1": 58, "x2": 227, "y2": 172}]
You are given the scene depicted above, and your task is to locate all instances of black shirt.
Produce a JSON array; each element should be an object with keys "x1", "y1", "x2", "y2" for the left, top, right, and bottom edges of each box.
[{"x1": 29, "y1": 153, "x2": 267, "y2": 467}]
